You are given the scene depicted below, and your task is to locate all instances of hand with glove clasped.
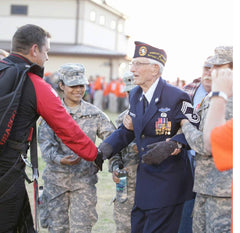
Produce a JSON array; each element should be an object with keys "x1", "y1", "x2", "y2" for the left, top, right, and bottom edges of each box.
[
  {"x1": 142, "y1": 141, "x2": 181, "y2": 165},
  {"x1": 94, "y1": 142, "x2": 114, "y2": 171},
  {"x1": 94, "y1": 149, "x2": 104, "y2": 171}
]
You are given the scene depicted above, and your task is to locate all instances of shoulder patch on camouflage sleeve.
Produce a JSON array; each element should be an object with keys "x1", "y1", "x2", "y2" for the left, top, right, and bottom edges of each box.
[{"x1": 181, "y1": 101, "x2": 200, "y2": 124}]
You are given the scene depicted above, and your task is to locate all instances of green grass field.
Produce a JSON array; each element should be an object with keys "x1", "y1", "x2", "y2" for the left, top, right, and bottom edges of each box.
[{"x1": 26, "y1": 110, "x2": 119, "y2": 232}]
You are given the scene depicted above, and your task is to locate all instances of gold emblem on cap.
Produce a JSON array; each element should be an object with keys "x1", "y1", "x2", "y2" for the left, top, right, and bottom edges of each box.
[{"x1": 139, "y1": 46, "x2": 147, "y2": 56}]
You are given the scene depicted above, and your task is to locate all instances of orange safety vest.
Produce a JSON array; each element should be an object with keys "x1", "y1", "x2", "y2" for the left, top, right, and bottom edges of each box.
[{"x1": 211, "y1": 118, "x2": 233, "y2": 233}]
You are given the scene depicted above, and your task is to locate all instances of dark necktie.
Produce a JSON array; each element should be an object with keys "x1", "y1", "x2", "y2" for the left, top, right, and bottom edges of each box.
[{"x1": 143, "y1": 95, "x2": 149, "y2": 113}]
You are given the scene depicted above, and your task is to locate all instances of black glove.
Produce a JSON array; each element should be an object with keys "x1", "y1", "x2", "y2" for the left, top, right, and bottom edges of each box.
[
  {"x1": 98, "y1": 142, "x2": 113, "y2": 160},
  {"x1": 142, "y1": 141, "x2": 179, "y2": 165},
  {"x1": 94, "y1": 149, "x2": 104, "y2": 171}
]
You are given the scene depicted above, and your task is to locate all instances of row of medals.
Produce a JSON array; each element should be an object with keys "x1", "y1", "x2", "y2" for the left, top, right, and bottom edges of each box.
[{"x1": 155, "y1": 112, "x2": 171, "y2": 135}]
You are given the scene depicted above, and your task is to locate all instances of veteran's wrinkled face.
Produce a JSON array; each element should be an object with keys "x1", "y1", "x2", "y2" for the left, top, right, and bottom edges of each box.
[{"x1": 130, "y1": 58, "x2": 158, "y2": 91}]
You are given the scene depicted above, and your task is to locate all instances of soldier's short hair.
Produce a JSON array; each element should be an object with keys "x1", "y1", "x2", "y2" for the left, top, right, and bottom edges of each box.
[{"x1": 11, "y1": 24, "x2": 51, "y2": 55}]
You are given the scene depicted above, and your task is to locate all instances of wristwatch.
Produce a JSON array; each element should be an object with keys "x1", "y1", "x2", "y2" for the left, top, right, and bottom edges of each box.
[{"x1": 208, "y1": 91, "x2": 228, "y2": 102}]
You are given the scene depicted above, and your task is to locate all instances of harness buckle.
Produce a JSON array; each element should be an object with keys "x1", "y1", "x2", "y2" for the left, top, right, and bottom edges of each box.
[{"x1": 21, "y1": 154, "x2": 32, "y2": 168}]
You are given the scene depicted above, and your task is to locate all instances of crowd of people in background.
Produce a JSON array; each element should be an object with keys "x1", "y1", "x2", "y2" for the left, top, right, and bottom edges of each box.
[
  {"x1": 43, "y1": 72, "x2": 188, "y2": 113},
  {"x1": 3, "y1": 44, "x2": 188, "y2": 115}
]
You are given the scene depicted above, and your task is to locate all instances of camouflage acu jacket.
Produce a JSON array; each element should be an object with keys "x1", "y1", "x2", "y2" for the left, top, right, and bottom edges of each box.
[
  {"x1": 182, "y1": 96, "x2": 233, "y2": 197},
  {"x1": 38, "y1": 99, "x2": 116, "y2": 190},
  {"x1": 108, "y1": 109, "x2": 139, "y2": 187}
]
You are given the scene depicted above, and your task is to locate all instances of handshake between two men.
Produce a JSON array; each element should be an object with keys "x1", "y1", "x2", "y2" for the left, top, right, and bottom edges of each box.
[{"x1": 94, "y1": 140, "x2": 181, "y2": 171}]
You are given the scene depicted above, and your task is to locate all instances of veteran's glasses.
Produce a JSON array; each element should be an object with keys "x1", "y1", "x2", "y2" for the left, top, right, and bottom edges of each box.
[{"x1": 129, "y1": 61, "x2": 152, "y2": 67}]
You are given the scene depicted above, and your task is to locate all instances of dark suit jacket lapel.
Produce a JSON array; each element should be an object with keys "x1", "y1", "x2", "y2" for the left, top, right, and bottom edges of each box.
[{"x1": 130, "y1": 87, "x2": 144, "y2": 137}]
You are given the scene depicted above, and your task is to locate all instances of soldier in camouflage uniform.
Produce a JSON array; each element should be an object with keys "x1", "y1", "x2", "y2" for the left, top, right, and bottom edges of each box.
[
  {"x1": 38, "y1": 63, "x2": 116, "y2": 233},
  {"x1": 180, "y1": 46, "x2": 233, "y2": 233},
  {"x1": 108, "y1": 72, "x2": 139, "y2": 233}
]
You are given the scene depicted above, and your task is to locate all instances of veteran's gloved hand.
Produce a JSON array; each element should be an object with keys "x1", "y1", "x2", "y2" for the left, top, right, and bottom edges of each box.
[
  {"x1": 94, "y1": 149, "x2": 104, "y2": 171},
  {"x1": 142, "y1": 141, "x2": 179, "y2": 165},
  {"x1": 98, "y1": 142, "x2": 114, "y2": 160},
  {"x1": 95, "y1": 142, "x2": 114, "y2": 171}
]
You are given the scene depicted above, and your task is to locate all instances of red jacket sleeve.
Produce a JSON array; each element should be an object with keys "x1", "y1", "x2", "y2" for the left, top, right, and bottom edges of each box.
[{"x1": 29, "y1": 73, "x2": 97, "y2": 161}]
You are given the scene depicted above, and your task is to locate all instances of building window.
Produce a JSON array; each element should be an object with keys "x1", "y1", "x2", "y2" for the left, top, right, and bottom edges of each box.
[
  {"x1": 118, "y1": 23, "x2": 123, "y2": 32},
  {"x1": 90, "y1": 11, "x2": 96, "y2": 21},
  {"x1": 99, "y1": 15, "x2": 105, "y2": 25},
  {"x1": 11, "y1": 5, "x2": 28, "y2": 15},
  {"x1": 111, "y1": 20, "x2": 116, "y2": 30}
]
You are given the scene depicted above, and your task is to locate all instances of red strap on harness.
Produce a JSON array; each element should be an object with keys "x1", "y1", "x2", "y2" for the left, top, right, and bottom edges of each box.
[{"x1": 27, "y1": 127, "x2": 33, "y2": 142}]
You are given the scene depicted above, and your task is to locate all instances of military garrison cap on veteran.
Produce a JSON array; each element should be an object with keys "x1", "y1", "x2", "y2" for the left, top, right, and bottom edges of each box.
[
  {"x1": 122, "y1": 71, "x2": 136, "y2": 92},
  {"x1": 133, "y1": 41, "x2": 167, "y2": 66},
  {"x1": 207, "y1": 46, "x2": 233, "y2": 65},
  {"x1": 58, "y1": 63, "x2": 89, "y2": 86}
]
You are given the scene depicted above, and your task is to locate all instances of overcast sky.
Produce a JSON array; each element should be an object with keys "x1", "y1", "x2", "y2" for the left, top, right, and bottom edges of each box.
[{"x1": 107, "y1": 0, "x2": 233, "y2": 83}]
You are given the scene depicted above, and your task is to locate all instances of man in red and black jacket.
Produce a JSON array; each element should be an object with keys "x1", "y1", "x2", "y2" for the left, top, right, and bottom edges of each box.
[{"x1": 0, "y1": 24, "x2": 99, "y2": 233}]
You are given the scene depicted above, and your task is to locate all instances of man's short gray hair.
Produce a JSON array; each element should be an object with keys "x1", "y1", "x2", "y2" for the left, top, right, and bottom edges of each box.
[{"x1": 148, "y1": 58, "x2": 164, "y2": 74}]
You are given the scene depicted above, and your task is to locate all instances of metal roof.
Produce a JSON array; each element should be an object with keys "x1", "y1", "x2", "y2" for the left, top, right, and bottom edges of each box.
[{"x1": 0, "y1": 41, "x2": 127, "y2": 58}]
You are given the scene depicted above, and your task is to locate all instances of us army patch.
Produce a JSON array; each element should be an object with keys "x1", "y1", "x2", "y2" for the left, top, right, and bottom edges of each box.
[{"x1": 181, "y1": 101, "x2": 200, "y2": 123}]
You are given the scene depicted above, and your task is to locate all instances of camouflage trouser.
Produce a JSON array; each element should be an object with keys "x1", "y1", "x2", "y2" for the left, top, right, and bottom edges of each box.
[
  {"x1": 46, "y1": 184, "x2": 98, "y2": 233},
  {"x1": 113, "y1": 166, "x2": 137, "y2": 233},
  {"x1": 193, "y1": 193, "x2": 231, "y2": 233},
  {"x1": 113, "y1": 186, "x2": 135, "y2": 233}
]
